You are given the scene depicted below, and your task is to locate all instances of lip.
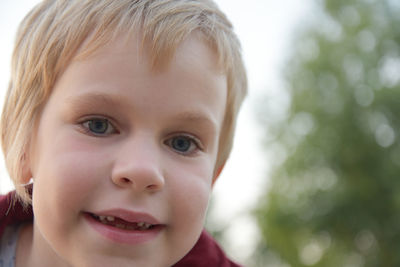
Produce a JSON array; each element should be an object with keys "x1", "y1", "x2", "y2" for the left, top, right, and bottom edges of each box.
[{"x1": 84, "y1": 209, "x2": 165, "y2": 245}]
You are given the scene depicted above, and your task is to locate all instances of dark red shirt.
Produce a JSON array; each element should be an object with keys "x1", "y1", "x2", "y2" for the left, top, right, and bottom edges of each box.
[{"x1": 0, "y1": 191, "x2": 241, "y2": 267}]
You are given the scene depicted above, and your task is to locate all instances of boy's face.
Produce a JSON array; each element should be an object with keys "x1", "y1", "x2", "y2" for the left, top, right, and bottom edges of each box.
[{"x1": 27, "y1": 33, "x2": 227, "y2": 267}]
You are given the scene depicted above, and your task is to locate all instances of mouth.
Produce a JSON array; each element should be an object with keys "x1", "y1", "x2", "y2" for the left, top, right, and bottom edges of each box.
[
  {"x1": 89, "y1": 213, "x2": 156, "y2": 231},
  {"x1": 84, "y1": 210, "x2": 164, "y2": 244}
]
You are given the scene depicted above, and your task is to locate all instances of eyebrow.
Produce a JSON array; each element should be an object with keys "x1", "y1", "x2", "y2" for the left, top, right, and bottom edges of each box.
[
  {"x1": 172, "y1": 111, "x2": 218, "y2": 132},
  {"x1": 64, "y1": 93, "x2": 121, "y2": 110},
  {"x1": 64, "y1": 92, "x2": 219, "y2": 132}
]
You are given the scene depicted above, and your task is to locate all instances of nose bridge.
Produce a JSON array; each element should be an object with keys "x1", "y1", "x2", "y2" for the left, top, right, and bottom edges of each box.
[{"x1": 111, "y1": 132, "x2": 164, "y2": 192}]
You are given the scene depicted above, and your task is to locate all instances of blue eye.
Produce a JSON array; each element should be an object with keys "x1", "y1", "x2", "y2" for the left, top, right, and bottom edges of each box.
[
  {"x1": 167, "y1": 135, "x2": 201, "y2": 155},
  {"x1": 82, "y1": 118, "x2": 115, "y2": 135},
  {"x1": 171, "y1": 137, "x2": 191, "y2": 152}
]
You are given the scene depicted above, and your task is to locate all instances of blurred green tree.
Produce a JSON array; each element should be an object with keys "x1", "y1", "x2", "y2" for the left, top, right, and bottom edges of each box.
[{"x1": 255, "y1": 0, "x2": 400, "y2": 266}]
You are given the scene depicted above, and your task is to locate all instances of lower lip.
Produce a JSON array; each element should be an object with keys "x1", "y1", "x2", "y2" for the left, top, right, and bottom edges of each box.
[{"x1": 84, "y1": 213, "x2": 164, "y2": 245}]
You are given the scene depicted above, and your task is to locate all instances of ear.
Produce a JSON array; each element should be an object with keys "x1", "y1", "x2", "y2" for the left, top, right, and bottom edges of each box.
[
  {"x1": 20, "y1": 148, "x2": 33, "y2": 185},
  {"x1": 212, "y1": 161, "x2": 226, "y2": 186}
]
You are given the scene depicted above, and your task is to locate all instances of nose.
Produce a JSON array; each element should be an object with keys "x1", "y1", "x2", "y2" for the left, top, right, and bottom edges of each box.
[{"x1": 111, "y1": 135, "x2": 165, "y2": 193}]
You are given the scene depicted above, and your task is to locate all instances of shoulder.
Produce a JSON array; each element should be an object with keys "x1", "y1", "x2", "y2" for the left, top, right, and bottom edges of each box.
[
  {"x1": 0, "y1": 191, "x2": 33, "y2": 238},
  {"x1": 0, "y1": 191, "x2": 15, "y2": 238},
  {"x1": 173, "y1": 230, "x2": 242, "y2": 267},
  {"x1": 0, "y1": 191, "x2": 15, "y2": 219}
]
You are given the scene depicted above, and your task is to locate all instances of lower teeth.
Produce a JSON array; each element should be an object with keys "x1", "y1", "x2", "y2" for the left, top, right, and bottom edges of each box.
[{"x1": 93, "y1": 215, "x2": 151, "y2": 230}]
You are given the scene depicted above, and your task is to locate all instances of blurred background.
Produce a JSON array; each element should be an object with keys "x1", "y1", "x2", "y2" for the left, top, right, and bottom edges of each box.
[{"x1": 2, "y1": 0, "x2": 400, "y2": 266}]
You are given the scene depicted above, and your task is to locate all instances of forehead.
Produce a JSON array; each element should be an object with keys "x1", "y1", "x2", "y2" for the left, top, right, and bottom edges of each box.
[
  {"x1": 51, "y1": 32, "x2": 228, "y2": 125},
  {"x1": 76, "y1": 29, "x2": 224, "y2": 74},
  {"x1": 73, "y1": 31, "x2": 226, "y2": 93}
]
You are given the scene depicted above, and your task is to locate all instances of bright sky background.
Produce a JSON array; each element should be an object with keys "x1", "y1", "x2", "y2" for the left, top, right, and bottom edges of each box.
[{"x1": 0, "y1": 0, "x2": 314, "y2": 264}]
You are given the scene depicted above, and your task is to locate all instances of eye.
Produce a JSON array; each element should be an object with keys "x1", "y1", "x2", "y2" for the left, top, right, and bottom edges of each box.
[
  {"x1": 81, "y1": 118, "x2": 116, "y2": 135},
  {"x1": 166, "y1": 135, "x2": 202, "y2": 155}
]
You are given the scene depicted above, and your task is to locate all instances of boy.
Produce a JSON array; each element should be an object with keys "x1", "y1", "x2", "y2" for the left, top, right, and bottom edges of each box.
[{"x1": 0, "y1": 0, "x2": 247, "y2": 266}]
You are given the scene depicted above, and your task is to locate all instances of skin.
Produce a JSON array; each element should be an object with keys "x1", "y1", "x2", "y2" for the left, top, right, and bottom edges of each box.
[{"x1": 17, "y1": 32, "x2": 227, "y2": 267}]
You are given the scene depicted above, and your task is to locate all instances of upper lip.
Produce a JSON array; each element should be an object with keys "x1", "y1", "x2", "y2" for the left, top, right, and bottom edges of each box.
[{"x1": 90, "y1": 209, "x2": 161, "y2": 225}]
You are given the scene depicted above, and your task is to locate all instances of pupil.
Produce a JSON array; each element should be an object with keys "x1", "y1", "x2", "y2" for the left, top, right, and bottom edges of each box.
[
  {"x1": 173, "y1": 138, "x2": 190, "y2": 152},
  {"x1": 89, "y1": 119, "x2": 108, "y2": 133}
]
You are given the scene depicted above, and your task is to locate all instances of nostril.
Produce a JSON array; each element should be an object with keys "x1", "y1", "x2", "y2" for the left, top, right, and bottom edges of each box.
[
  {"x1": 121, "y1": 177, "x2": 131, "y2": 183},
  {"x1": 111, "y1": 169, "x2": 164, "y2": 192},
  {"x1": 146, "y1": 184, "x2": 158, "y2": 190}
]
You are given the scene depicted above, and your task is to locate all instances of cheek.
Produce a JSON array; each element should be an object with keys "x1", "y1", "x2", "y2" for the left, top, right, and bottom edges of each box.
[
  {"x1": 32, "y1": 134, "x2": 110, "y2": 212},
  {"x1": 31, "y1": 138, "x2": 111, "y2": 249},
  {"x1": 164, "y1": 168, "x2": 212, "y2": 261},
  {"x1": 167, "y1": 160, "x2": 214, "y2": 230}
]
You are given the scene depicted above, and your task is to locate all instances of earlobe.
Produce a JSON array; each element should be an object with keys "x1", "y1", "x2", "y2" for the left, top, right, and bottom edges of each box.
[
  {"x1": 212, "y1": 161, "x2": 226, "y2": 186},
  {"x1": 20, "y1": 152, "x2": 33, "y2": 185}
]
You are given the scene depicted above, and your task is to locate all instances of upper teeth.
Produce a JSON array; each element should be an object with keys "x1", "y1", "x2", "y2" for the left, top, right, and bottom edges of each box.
[
  {"x1": 107, "y1": 216, "x2": 115, "y2": 221},
  {"x1": 99, "y1": 215, "x2": 115, "y2": 222},
  {"x1": 96, "y1": 215, "x2": 153, "y2": 230},
  {"x1": 137, "y1": 222, "x2": 152, "y2": 228}
]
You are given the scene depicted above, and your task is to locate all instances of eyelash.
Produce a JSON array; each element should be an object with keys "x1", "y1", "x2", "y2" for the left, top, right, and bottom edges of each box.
[
  {"x1": 79, "y1": 117, "x2": 203, "y2": 155},
  {"x1": 80, "y1": 117, "x2": 118, "y2": 136},
  {"x1": 164, "y1": 134, "x2": 203, "y2": 156}
]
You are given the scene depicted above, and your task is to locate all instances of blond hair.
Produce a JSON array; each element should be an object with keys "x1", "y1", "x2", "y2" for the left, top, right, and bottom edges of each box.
[{"x1": 1, "y1": 0, "x2": 247, "y2": 203}]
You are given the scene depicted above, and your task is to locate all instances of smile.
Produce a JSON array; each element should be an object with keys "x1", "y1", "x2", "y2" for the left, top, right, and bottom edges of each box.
[
  {"x1": 84, "y1": 210, "x2": 165, "y2": 244},
  {"x1": 90, "y1": 213, "x2": 154, "y2": 230}
]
